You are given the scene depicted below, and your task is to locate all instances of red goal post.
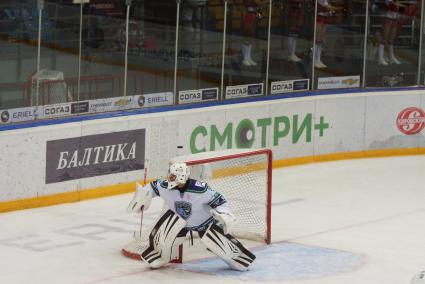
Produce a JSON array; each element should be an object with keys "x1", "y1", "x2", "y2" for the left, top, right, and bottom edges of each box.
[{"x1": 122, "y1": 148, "x2": 272, "y2": 261}]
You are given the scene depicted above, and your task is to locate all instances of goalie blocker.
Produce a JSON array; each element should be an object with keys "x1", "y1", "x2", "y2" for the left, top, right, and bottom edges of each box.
[{"x1": 141, "y1": 209, "x2": 255, "y2": 271}]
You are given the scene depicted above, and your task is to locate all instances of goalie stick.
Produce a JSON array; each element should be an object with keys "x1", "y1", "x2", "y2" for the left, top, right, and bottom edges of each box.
[
  {"x1": 135, "y1": 159, "x2": 148, "y2": 240},
  {"x1": 140, "y1": 159, "x2": 148, "y2": 236}
]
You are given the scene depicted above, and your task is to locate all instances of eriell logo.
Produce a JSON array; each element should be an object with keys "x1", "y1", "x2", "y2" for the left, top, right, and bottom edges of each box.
[{"x1": 396, "y1": 107, "x2": 425, "y2": 135}]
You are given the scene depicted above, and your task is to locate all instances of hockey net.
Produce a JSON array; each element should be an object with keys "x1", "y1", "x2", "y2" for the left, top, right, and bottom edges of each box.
[
  {"x1": 122, "y1": 148, "x2": 272, "y2": 262},
  {"x1": 28, "y1": 69, "x2": 73, "y2": 105}
]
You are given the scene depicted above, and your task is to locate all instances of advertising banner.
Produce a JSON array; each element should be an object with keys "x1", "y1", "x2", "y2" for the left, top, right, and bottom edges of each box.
[
  {"x1": 88, "y1": 97, "x2": 119, "y2": 113},
  {"x1": 89, "y1": 92, "x2": 173, "y2": 113},
  {"x1": 45, "y1": 129, "x2": 146, "y2": 184},
  {"x1": 396, "y1": 107, "x2": 425, "y2": 136},
  {"x1": 178, "y1": 88, "x2": 219, "y2": 104},
  {"x1": 225, "y1": 83, "x2": 263, "y2": 99},
  {"x1": 131, "y1": 92, "x2": 174, "y2": 108},
  {"x1": 71, "y1": 101, "x2": 90, "y2": 115},
  {"x1": 42, "y1": 102, "x2": 72, "y2": 119},
  {"x1": 0, "y1": 106, "x2": 38, "y2": 124},
  {"x1": 318, "y1": 75, "x2": 360, "y2": 90},
  {"x1": 365, "y1": 93, "x2": 422, "y2": 149},
  {"x1": 0, "y1": 93, "x2": 174, "y2": 124},
  {"x1": 89, "y1": 96, "x2": 133, "y2": 113},
  {"x1": 270, "y1": 79, "x2": 309, "y2": 95}
]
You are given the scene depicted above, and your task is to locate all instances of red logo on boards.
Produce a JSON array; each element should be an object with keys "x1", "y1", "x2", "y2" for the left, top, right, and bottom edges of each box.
[{"x1": 396, "y1": 107, "x2": 425, "y2": 135}]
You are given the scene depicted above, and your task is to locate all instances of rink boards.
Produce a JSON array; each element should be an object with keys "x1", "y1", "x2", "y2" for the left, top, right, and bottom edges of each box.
[{"x1": 0, "y1": 89, "x2": 424, "y2": 211}]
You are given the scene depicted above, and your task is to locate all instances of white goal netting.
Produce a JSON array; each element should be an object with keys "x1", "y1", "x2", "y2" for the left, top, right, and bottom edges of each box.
[{"x1": 29, "y1": 69, "x2": 73, "y2": 105}]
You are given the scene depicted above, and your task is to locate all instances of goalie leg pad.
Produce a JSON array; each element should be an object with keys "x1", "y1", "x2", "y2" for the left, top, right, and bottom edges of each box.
[
  {"x1": 201, "y1": 224, "x2": 256, "y2": 271},
  {"x1": 141, "y1": 209, "x2": 186, "y2": 268}
]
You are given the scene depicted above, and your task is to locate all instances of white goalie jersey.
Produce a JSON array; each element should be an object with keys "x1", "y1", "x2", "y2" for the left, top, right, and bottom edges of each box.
[{"x1": 146, "y1": 178, "x2": 230, "y2": 231}]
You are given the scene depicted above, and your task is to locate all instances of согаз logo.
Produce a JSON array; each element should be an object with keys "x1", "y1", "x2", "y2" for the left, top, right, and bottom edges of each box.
[{"x1": 396, "y1": 107, "x2": 425, "y2": 135}]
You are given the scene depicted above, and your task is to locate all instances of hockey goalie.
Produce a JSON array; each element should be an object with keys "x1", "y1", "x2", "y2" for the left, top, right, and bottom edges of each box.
[{"x1": 127, "y1": 162, "x2": 256, "y2": 271}]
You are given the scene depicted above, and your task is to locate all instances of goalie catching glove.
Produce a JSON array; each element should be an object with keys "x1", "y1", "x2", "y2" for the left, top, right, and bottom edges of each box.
[
  {"x1": 210, "y1": 208, "x2": 236, "y2": 235},
  {"x1": 127, "y1": 182, "x2": 152, "y2": 213}
]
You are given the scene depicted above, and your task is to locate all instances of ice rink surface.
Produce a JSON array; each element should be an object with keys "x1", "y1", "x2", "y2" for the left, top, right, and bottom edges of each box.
[{"x1": 1, "y1": 155, "x2": 425, "y2": 284}]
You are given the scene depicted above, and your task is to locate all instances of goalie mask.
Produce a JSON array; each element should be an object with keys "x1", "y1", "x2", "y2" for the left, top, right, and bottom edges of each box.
[{"x1": 167, "y1": 162, "x2": 190, "y2": 189}]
